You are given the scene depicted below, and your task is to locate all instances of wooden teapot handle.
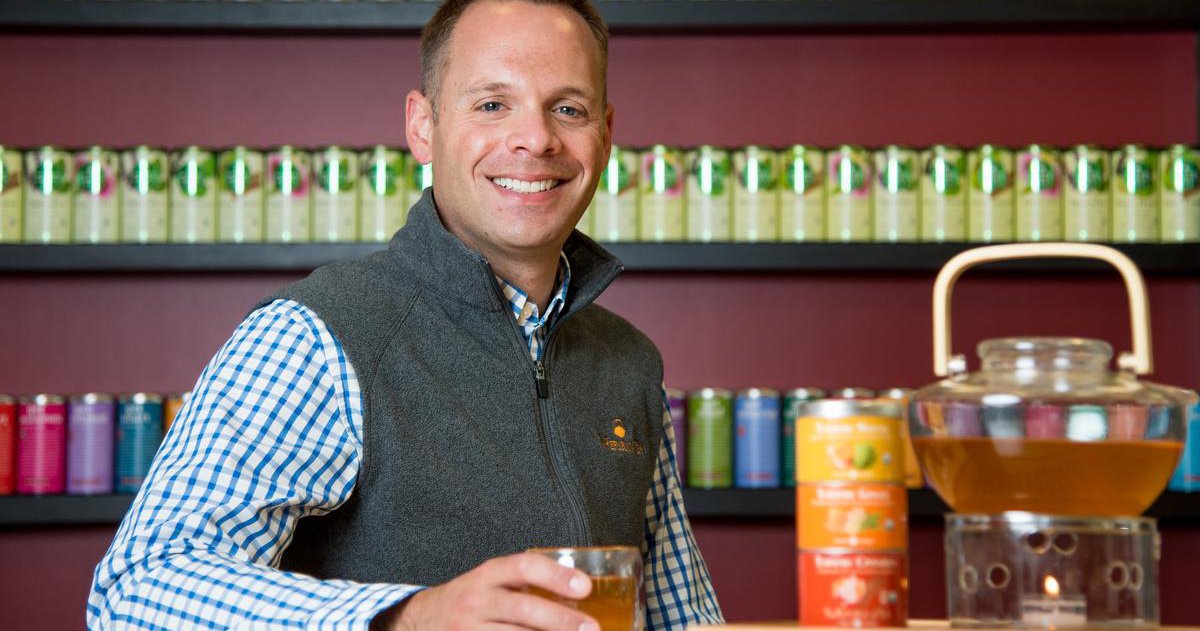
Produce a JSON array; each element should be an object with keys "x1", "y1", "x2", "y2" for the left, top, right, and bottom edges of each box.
[{"x1": 933, "y1": 243, "x2": 1152, "y2": 377}]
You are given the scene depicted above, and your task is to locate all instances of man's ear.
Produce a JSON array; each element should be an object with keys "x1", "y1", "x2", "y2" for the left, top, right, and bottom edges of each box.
[
  {"x1": 603, "y1": 101, "x2": 615, "y2": 162},
  {"x1": 406, "y1": 89, "x2": 435, "y2": 165}
]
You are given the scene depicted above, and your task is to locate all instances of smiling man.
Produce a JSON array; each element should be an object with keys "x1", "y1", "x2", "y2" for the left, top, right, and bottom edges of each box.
[{"x1": 87, "y1": 1, "x2": 723, "y2": 630}]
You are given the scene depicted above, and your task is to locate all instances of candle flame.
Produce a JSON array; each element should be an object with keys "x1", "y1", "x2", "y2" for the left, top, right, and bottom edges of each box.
[{"x1": 1044, "y1": 575, "x2": 1060, "y2": 597}]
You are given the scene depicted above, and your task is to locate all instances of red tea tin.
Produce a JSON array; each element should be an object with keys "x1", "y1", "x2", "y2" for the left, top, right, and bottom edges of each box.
[
  {"x1": 17, "y1": 394, "x2": 66, "y2": 495},
  {"x1": 0, "y1": 394, "x2": 15, "y2": 494},
  {"x1": 798, "y1": 551, "x2": 908, "y2": 627}
]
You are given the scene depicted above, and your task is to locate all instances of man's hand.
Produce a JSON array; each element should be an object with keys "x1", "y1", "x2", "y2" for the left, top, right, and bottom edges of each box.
[{"x1": 374, "y1": 552, "x2": 599, "y2": 631}]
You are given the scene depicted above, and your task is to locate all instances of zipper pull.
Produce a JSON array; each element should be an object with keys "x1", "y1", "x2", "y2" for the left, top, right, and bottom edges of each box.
[{"x1": 535, "y1": 361, "x2": 549, "y2": 399}]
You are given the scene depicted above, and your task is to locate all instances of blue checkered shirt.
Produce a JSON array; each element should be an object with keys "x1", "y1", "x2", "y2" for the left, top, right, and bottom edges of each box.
[{"x1": 88, "y1": 256, "x2": 723, "y2": 630}]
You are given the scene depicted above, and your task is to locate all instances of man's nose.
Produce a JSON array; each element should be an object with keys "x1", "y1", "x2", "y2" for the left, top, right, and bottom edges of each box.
[{"x1": 505, "y1": 109, "x2": 562, "y2": 157}]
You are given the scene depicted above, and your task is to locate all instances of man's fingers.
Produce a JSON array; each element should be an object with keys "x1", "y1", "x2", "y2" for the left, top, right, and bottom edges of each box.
[
  {"x1": 482, "y1": 553, "x2": 592, "y2": 600},
  {"x1": 489, "y1": 591, "x2": 600, "y2": 631}
]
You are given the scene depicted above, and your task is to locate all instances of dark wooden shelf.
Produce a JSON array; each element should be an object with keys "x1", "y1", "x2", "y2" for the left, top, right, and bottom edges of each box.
[
  {"x1": 1, "y1": 489, "x2": 1196, "y2": 526},
  {"x1": 1, "y1": 0, "x2": 1197, "y2": 33},
  {"x1": 1, "y1": 242, "x2": 1198, "y2": 275}
]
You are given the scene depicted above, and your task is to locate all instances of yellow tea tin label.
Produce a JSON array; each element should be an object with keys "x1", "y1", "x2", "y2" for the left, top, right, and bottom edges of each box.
[
  {"x1": 593, "y1": 146, "x2": 640, "y2": 242},
  {"x1": 1161, "y1": 145, "x2": 1200, "y2": 243},
  {"x1": 1112, "y1": 145, "x2": 1159, "y2": 243},
  {"x1": 1016, "y1": 145, "x2": 1063, "y2": 241},
  {"x1": 170, "y1": 147, "x2": 217, "y2": 244},
  {"x1": 873, "y1": 146, "x2": 919, "y2": 243},
  {"x1": 313, "y1": 146, "x2": 359, "y2": 243},
  {"x1": 796, "y1": 415, "x2": 904, "y2": 483},
  {"x1": 827, "y1": 145, "x2": 872, "y2": 242},
  {"x1": 0, "y1": 147, "x2": 23, "y2": 243},
  {"x1": 360, "y1": 147, "x2": 407, "y2": 242},
  {"x1": 217, "y1": 147, "x2": 265, "y2": 243},
  {"x1": 1063, "y1": 145, "x2": 1110, "y2": 242},
  {"x1": 686, "y1": 146, "x2": 731, "y2": 242},
  {"x1": 640, "y1": 145, "x2": 685, "y2": 242},
  {"x1": 920, "y1": 145, "x2": 965, "y2": 242},
  {"x1": 781, "y1": 146, "x2": 825, "y2": 242},
  {"x1": 733, "y1": 146, "x2": 780, "y2": 242},
  {"x1": 121, "y1": 146, "x2": 170, "y2": 243},
  {"x1": 25, "y1": 147, "x2": 73, "y2": 243},
  {"x1": 967, "y1": 145, "x2": 1014, "y2": 242}
]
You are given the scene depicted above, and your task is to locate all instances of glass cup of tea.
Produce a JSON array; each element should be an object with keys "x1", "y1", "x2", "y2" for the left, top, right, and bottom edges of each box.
[{"x1": 526, "y1": 545, "x2": 645, "y2": 631}]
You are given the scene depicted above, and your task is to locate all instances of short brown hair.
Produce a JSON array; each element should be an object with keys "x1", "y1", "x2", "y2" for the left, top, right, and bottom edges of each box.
[{"x1": 419, "y1": 0, "x2": 609, "y2": 112}]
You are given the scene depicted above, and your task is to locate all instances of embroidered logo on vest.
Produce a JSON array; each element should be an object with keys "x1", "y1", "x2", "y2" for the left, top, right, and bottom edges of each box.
[{"x1": 601, "y1": 418, "x2": 644, "y2": 455}]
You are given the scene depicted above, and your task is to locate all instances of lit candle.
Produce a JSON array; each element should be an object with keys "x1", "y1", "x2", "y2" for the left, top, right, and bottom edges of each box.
[{"x1": 1020, "y1": 575, "x2": 1088, "y2": 629}]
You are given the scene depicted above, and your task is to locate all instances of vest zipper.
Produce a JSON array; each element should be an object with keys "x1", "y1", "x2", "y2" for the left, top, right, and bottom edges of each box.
[
  {"x1": 533, "y1": 355, "x2": 589, "y2": 544},
  {"x1": 535, "y1": 360, "x2": 549, "y2": 398}
]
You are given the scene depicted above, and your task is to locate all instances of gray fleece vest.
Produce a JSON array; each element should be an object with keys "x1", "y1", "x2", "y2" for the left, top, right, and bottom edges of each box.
[{"x1": 267, "y1": 190, "x2": 664, "y2": 586}]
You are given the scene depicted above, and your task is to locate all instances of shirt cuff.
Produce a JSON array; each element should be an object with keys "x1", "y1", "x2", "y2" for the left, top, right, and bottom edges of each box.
[{"x1": 307, "y1": 582, "x2": 427, "y2": 631}]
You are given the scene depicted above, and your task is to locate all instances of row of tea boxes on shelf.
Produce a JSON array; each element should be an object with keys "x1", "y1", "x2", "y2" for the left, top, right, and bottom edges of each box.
[
  {"x1": 0, "y1": 385, "x2": 1196, "y2": 496},
  {"x1": 0, "y1": 143, "x2": 1196, "y2": 245},
  {"x1": 667, "y1": 386, "x2": 1200, "y2": 493}
]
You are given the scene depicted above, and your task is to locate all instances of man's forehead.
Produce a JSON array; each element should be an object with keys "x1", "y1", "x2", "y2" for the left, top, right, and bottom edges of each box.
[
  {"x1": 441, "y1": 2, "x2": 605, "y2": 97},
  {"x1": 446, "y1": 0, "x2": 603, "y2": 65}
]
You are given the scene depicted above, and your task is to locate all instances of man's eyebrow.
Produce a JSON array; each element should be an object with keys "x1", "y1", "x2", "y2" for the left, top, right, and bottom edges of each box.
[
  {"x1": 461, "y1": 82, "x2": 598, "y2": 101},
  {"x1": 558, "y1": 86, "x2": 597, "y2": 101},
  {"x1": 462, "y1": 82, "x2": 513, "y2": 98}
]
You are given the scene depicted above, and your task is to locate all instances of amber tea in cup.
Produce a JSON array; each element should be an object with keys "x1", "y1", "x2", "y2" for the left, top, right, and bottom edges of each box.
[{"x1": 526, "y1": 545, "x2": 643, "y2": 631}]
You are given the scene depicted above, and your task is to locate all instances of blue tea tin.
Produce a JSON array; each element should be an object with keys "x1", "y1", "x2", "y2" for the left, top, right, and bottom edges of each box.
[{"x1": 735, "y1": 387, "x2": 780, "y2": 488}]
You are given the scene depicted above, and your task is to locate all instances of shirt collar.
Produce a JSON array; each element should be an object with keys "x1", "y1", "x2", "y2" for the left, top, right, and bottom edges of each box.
[{"x1": 495, "y1": 252, "x2": 572, "y2": 329}]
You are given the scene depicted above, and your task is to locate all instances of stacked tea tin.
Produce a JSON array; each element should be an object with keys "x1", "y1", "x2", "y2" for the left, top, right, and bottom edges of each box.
[
  {"x1": 795, "y1": 399, "x2": 909, "y2": 627},
  {"x1": 0, "y1": 391, "x2": 183, "y2": 496}
]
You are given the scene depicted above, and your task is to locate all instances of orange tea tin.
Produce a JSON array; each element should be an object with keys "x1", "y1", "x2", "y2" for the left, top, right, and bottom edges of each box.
[
  {"x1": 798, "y1": 551, "x2": 908, "y2": 627},
  {"x1": 164, "y1": 392, "x2": 188, "y2": 433},
  {"x1": 796, "y1": 400, "x2": 904, "y2": 484},
  {"x1": 797, "y1": 483, "x2": 907, "y2": 550},
  {"x1": 881, "y1": 388, "x2": 924, "y2": 488}
]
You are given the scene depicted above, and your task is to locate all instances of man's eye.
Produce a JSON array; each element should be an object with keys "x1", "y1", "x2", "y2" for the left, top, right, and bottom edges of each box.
[
  {"x1": 479, "y1": 102, "x2": 503, "y2": 112},
  {"x1": 556, "y1": 106, "x2": 583, "y2": 118}
]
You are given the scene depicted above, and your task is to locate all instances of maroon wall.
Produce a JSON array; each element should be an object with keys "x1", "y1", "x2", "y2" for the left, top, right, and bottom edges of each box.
[{"x1": 0, "y1": 28, "x2": 1197, "y2": 629}]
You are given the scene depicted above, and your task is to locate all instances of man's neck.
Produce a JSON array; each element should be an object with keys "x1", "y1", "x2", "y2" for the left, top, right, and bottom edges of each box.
[{"x1": 488, "y1": 251, "x2": 561, "y2": 313}]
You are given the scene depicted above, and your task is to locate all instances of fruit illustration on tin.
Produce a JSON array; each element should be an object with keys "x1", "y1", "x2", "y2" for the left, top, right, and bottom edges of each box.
[
  {"x1": 0, "y1": 161, "x2": 17, "y2": 192},
  {"x1": 1167, "y1": 156, "x2": 1199, "y2": 196},
  {"x1": 222, "y1": 157, "x2": 261, "y2": 195},
  {"x1": 1020, "y1": 155, "x2": 1059, "y2": 194},
  {"x1": 270, "y1": 156, "x2": 308, "y2": 196},
  {"x1": 645, "y1": 155, "x2": 680, "y2": 193},
  {"x1": 833, "y1": 575, "x2": 868, "y2": 605},
  {"x1": 826, "y1": 442, "x2": 877, "y2": 471},
  {"x1": 924, "y1": 155, "x2": 962, "y2": 194},
  {"x1": 319, "y1": 158, "x2": 356, "y2": 193},
  {"x1": 126, "y1": 158, "x2": 168, "y2": 193},
  {"x1": 31, "y1": 155, "x2": 71, "y2": 194},
  {"x1": 1115, "y1": 156, "x2": 1154, "y2": 195},
  {"x1": 1069, "y1": 158, "x2": 1107, "y2": 193},
  {"x1": 365, "y1": 159, "x2": 400, "y2": 196},
  {"x1": 74, "y1": 158, "x2": 116, "y2": 196},
  {"x1": 971, "y1": 157, "x2": 1010, "y2": 193},
  {"x1": 826, "y1": 507, "x2": 883, "y2": 535},
  {"x1": 853, "y1": 443, "x2": 877, "y2": 469},
  {"x1": 690, "y1": 156, "x2": 728, "y2": 196},
  {"x1": 739, "y1": 157, "x2": 777, "y2": 192},
  {"x1": 879, "y1": 154, "x2": 917, "y2": 192},
  {"x1": 785, "y1": 158, "x2": 821, "y2": 193},
  {"x1": 600, "y1": 157, "x2": 633, "y2": 194},
  {"x1": 831, "y1": 154, "x2": 868, "y2": 195},
  {"x1": 174, "y1": 158, "x2": 214, "y2": 198}
]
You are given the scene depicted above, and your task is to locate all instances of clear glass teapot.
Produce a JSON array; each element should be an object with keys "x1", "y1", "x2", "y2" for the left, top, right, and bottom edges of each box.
[{"x1": 909, "y1": 243, "x2": 1193, "y2": 517}]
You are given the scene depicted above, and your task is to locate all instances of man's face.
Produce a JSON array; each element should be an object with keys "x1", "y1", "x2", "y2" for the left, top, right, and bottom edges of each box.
[{"x1": 407, "y1": 0, "x2": 612, "y2": 260}]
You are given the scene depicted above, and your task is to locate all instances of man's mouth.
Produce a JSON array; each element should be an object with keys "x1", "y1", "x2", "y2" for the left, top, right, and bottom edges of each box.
[{"x1": 491, "y1": 177, "x2": 563, "y2": 194}]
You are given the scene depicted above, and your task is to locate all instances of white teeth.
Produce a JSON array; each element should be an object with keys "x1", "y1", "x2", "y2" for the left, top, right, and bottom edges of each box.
[{"x1": 492, "y1": 177, "x2": 561, "y2": 194}]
